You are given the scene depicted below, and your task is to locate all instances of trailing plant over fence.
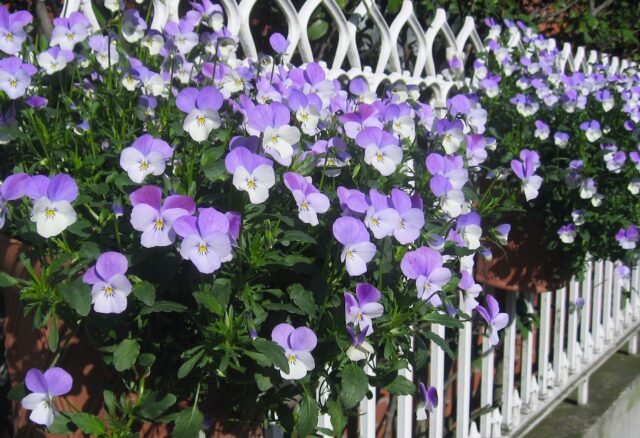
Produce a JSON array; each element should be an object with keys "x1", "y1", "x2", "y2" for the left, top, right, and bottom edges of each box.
[{"x1": 0, "y1": 1, "x2": 637, "y2": 437}]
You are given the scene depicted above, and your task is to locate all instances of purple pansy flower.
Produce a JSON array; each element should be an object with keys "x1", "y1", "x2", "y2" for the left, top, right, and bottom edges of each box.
[
  {"x1": 122, "y1": 9, "x2": 147, "y2": 43},
  {"x1": 269, "y1": 32, "x2": 290, "y2": 54},
  {"x1": 89, "y1": 35, "x2": 119, "y2": 70},
  {"x1": 615, "y1": 226, "x2": 638, "y2": 250},
  {"x1": 459, "y1": 270, "x2": 482, "y2": 312},
  {"x1": 364, "y1": 189, "x2": 401, "y2": 240},
  {"x1": 129, "y1": 185, "x2": 195, "y2": 248},
  {"x1": 495, "y1": 224, "x2": 510, "y2": 245},
  {"x1": 0, "y1": 172, "x2": 29, "y2": 229},
  {"x1": 355, "y1": 127, "x2": 403, "y2": 176},
  {"x1": 164, "y1": 19, "x2": 199, "y2": 55},
  {"x1": 36, "y1": 46, "x2": 74, "y2": 75},
  {"x1": 24, "y1": 174, "x2": 78, "y2": 238},
  {"x1": 82, "y1": 251, "x2": 132, "y2": 314},
  {"x1": 476, "y1": 295, "x2": 509, "y2": 345},
  {"x1": 0, "y1": 7, "x2": 32, "y2": 55},
  {"x1": 344, "y1": 283, "x2": 384, "y2": 335},
  {"x1": 173, "y1": 208, "x2": 232, "y2": 274},
  {"x1": 534, "y1": 120, "x2": 549, "y2": 140},
  {"x1": 283, "y1": 172, "x2": 330, "y2": 226},
  {"x1": 333, "y1": 216, "x2": 376, "y2": 276},
  {"x1": 247, "y1": 102, "x2": 300, "y2": 165},
  {"x1": 225, "y1": 147, "x2": 275, "y2": 204},
  {"x1": 400, "y1": 246, "x2": 452, "y2": 306},
  {"x1": 176, "y1": 86, "x2": 223, "y2": 142},
  {"x1": 25, "y1": 95, "x2": 48, "y2": 109},
  {"x1": 345, "y1": 325, "x2": 374, "y2": 361},
  {"x1": 511, "y1": 149, "x2": 542, "y2": 201},
  {"x1": 416, "y1": 383, "x2": 438, "y2": 421},
  {"x1": 579, "y1": 120, "x2": 602, "y2": 142},
  {"x1": 0, "y1": 57, "x2": 37, "y2": 99},
  {"x1": 50, "y1": 12, "x2": 91, "y2": 50},
  {"x1": 554, "y1": 131, "x2": 569, "y2": 148},
  {"x1": 120, "y1": 134, "x2": 173, "y2": 183},
  {"x1": 271, "y1": 323, "x2": 317, "y2": 380},
  {"x1": 388, "y1": 189, "x2": 425, "y2": 244},
  {"x1": 21, "y1": 367, "x2": 72, "y2": 427},
  {"x1": 558, "y1": 224, "x2": 577, "y2": 243}
]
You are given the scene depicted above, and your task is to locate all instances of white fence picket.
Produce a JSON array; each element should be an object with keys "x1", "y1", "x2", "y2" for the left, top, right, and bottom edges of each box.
[
  {"x1": 501, "y1": 293, "x2": 517, "y2": 432},
  {"x1": 580, "y1": 262, "x2": 593, "y2": 363},
  {"x1": 429, "y1": 323, "x2": 446, "y2": 438}
]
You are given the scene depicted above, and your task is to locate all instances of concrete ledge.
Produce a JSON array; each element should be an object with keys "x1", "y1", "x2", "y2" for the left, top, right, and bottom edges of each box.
[{"x1": 526, "y1": 340, "x2": 640, "y2": 438}]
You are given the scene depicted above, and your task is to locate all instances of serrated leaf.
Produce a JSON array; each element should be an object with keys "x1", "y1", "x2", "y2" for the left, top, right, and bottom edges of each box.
[
  {"x1": 103, "y1": 390, "x2": 117, "y2": 415},
  {"x1": 289, "y1": 284, "x2": 317, "y2": 319},
  {"x1": 0, "y1": 272, "x2": 17, "y2": 287},
  {"x1": 113, "y1": 339, "x2": 140, "y2": 371},
  {"x1": 173, "y1": 407, "x2": 204, "y2": 438},
  {"x1": 133, "y1": 281, "x2": 156, "y2": 306},
  {"x1": 253, "y1": 338, "x2": 289, "y2": 374},
  {"x1": 385, "y1": 375, "x2": 415, "y2": 395},
  {"x1": 339, "y1": 364, "x2": 368, "y2": 409},
  {"x1": 140, "y1": 300, "x2": 187, "y2": 315},
  {"x1": 297, "y1": 393, "x2": 318, "y2": 437},
  {"x1": 78, "y1": 242, "x2": 101, "y2": 260},
  {"x1": 254, "y1": 373, "x2": 273, "y2": 391},
  {"x1": 69, "y1": 412, "x2": 106, "y2": 435},
  {"x1": 47, "y1": 413, "x2": 76, "y2": 433},
  {"x1": 59, "y1": 278, "x2": 91, "y2": 317},
  {"x1": 202, "y1": 160, "x2": 227, "y2": 182},
  {"x1": 178, "y1": 347, "x2": 205, "y2": 379},
  {"x1": 327, "y1": 399, "x2": 347, "y2": 435},
  {"x1": 138, "y1": 391, "x2": 177, "y2": 419}
]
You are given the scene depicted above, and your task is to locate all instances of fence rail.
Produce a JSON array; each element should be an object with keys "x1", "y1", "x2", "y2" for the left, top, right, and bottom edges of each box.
[{"x1": 58, "y1": 1, "x2": 640, "y2": 436}]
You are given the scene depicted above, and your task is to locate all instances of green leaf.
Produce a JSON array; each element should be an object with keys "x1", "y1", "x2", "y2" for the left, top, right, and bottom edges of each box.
[
  {"x1": 140, "y1": 300, "x2": 187, "y2": 315},
  {"x1": 69, "y1": 412, "x2": 106, "y2": 435},
  {"x1": 7, "y1": 382, "x2": 26, "y2": 401},
  {"x1": 254, "y1": 373, "x2": 273, "y2": 391},
  {"x1": 423, "y1": 330, "x2": 456, "y2": 360},
  {"x1": 173, "y1": 407, "x2": 204, "y2": 438},
  {"x1": 253, "y1": 338, "x2": 289, "y2": 374},
  {"x1": 289, "y1": 284, "x2": 317, "y2": 319},
  {"x1": 297, "y1": 393, "x2": 318, "y2": 437},
  {"x1": 201, "y1": 146, "x2": 225, "y2": 164},
  {"x1": 48, "y1": 313, "x2": 58, "y2": 352},
  {"x1": 78, "y1": 242, "x2": 101, "y2": 260},
  {"x1": 385, "y1": 375, "x2": 415, "y2": 395},
  {"x1": 308, "y1": 19, "x2": 329, "y2": 41},
  {"x1": 47, "y1": 413, "x2": 76, "y2": 434},
  {"x1": 281, "y1": 230, "x2": 317, "y2": 245},
  {"x1": 339, "y1": 364, "x2": 368, "y2": 409},
  {"x1": 178, "y1": 347, "x2": 205, "y2": 379},
  {"x1": 133, "y1": 281, "x2": 156, "y2": 306},
  {"x1": 103, "y1": 390, "x2": 117, "y2": 415},
  {"x1": 421, "y1": 312, "x2": 464, "y2": 328},
  {"x1": 0, "y1": 272, "x2": 17, "y2": 287},
  {"x1": 59, "y1": 278, "x2": 91, "y2": 317},
  {"x1": 138, "y1": 392, "x2": 177, "y2": 419},
  {"x1": 202, "y1": 160, "x2": 227, "y2": 182},
  {"x1": 113, "y1": 339, "x2": 140, "y2": 371},
  {"x1": 327, "y1": 399, "x2": 347, "y2": 436},
  {"x1": 139, "y1": 353, "x2": 157, "y2": 367}
]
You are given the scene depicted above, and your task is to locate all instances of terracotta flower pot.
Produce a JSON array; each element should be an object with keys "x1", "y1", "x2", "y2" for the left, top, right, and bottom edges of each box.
[{"x1": 475, "y1": 218, "x2": 571, "y2": 293}]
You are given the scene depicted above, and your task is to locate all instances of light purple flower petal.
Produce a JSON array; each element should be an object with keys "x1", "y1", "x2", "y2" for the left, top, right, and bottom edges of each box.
[
  {"x1": 288, "y1": 327, "x2": 317, "y2": 352},
  {"x1": 24, "y1": 369, "x2": 47, "y2": 394},
  {"x1": 43, "y1": 367, "x2": 73, "y2": 396},
  {"x1": 95, "y1": 251, "x2": 128, "y2": 281},
  {"x1": 271, "y1": 323, "x2": 294, "y2": 349}
]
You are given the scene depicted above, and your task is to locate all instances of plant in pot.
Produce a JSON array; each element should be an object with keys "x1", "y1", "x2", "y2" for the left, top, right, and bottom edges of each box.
[
  {"x1": 471, "y1": 18, "x2": 640, "y2": 293},
  {"x1": 0, "y1": 2, "x2": 512, "y2": 437}
]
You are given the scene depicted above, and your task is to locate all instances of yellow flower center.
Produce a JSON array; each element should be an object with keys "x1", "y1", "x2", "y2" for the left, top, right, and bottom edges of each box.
[
  {"x1": 67, "y1": 32, "x2": 75, "y2": 41},
  {"x1": 235, "y1": 79, "x2": 243, "y2": 86},
  {"x1": 9, "y1": 78, "x2": 17, "y2": 88},
  {"x1": 154, "y1": 218, "x2": 165, "y2": 230},
  {"x1": 356, "y1": 313, "x2": 362, "y2": 321},
  {"x1": 196, "y1": 114, "x2": 206, "y2": 127},
  {"x1": 45, "y1": 208, "x2": 56, "y2": 219},
  {"x1": 398, "y1": 219, "x2": 406, "y2": 229},
  {"x1": 105, "y1": 286, "x2": 114, "y2": 296},
  {"x1": 198, "y1": 242, "x2": 208, "y2": 255},
  {"x1": 371, "y1": 217, "x2": 379, "y2": 226},
  {"x1": 5, "y1": 32, "x2": 13, "y2": 42},
  {"x1": 376, "y1": 152, "x2": 384, "y2": 162},
  {"x1": 300, "y1": 112, "x2": 309, "y2": 122},
  {"x1": 246, "y1": 177, "x2": 256, "y2": 190},
  {"x1": 126, "y1": 76, "x2": 134, "y2": 84},
  {"x1": 346, "y1": 248, "x2": 354, "y2": 258},
  {"x1": 288, "y1": 355, "x2": 297, "y2": 364},
  {"x1": 327, "y1": 158, "x2": 336, "y2": 166},
  {"x1": 270, "y1": 135, "x2": 279, "y2": 144},
  {"x1": 139, "y1": 160, "x2": 149, "y2": 171},
  {"x1": 300, "y1": 200, "x2": 309, "y2": 211}
]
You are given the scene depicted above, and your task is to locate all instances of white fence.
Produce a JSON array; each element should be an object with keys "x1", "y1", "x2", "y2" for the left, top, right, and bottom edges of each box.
[{"x1": 59, "y1": 1, "x2": 640, "y2": 436}]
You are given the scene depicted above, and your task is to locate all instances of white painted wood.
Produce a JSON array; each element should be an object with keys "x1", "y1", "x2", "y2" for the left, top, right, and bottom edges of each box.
[
  {"x1": 577, "y1": 377, "x2": 589, "y2": 406},
  {"x1": 603, "y1": 261, "x2": 614, "y2": 343},
  {"x1": 397, "y1": 336, "x2": 414, "y2": 438},
  {"x1": 359, "y1": 356, "x2": 376, "y2": 438},
  {"x1": 592, "y1": 261, "x2": 605, "y2": 353},
  {"x1": 613, "y1": 266, "x2": 623, "y2": 336},
  {"x1": 628, "y1": 332, "x2": 638, "y2": 355},
  {"x1": 456, "y1": 310, "x2": 472, "y2": 438},
  {"x1": 568, "y1": 278, "x2": 579, "y2": 374},
  {"x1": 538, "y1": 292, "x2": 552, "y2": 399},
  {"x1": 521, "y1": 294, "x2": 535, "y2": 413},
  {"x1": 429, "y1": 323, "x2": 445, "y2": 438},
  {"x1": 501, "y1": 293, "x2": 517, "y2": 432},
  {"x1": 316, "y1": 374, "x2": 332, "y2": 436},
  {"x1": 580, "y1": 262, "x2": 593, "y2": 363},
  {"x1": 553, "y1": 287, "x2": 567, "y2": 386},
  {"x1": 480, "y1": 328, "x2": 495, "y2": 437},
  {"x1": 512, "y1": 389, "x2": 522, "y2": 426}
]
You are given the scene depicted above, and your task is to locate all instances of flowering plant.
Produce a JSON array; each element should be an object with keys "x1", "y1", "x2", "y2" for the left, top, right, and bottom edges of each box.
[
  {"x1": 0, "y1": 2, "x2": 511, "y2": 436},
  {"x1": 472, "y1": 18, "x2": 640, "y2": 280}
]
